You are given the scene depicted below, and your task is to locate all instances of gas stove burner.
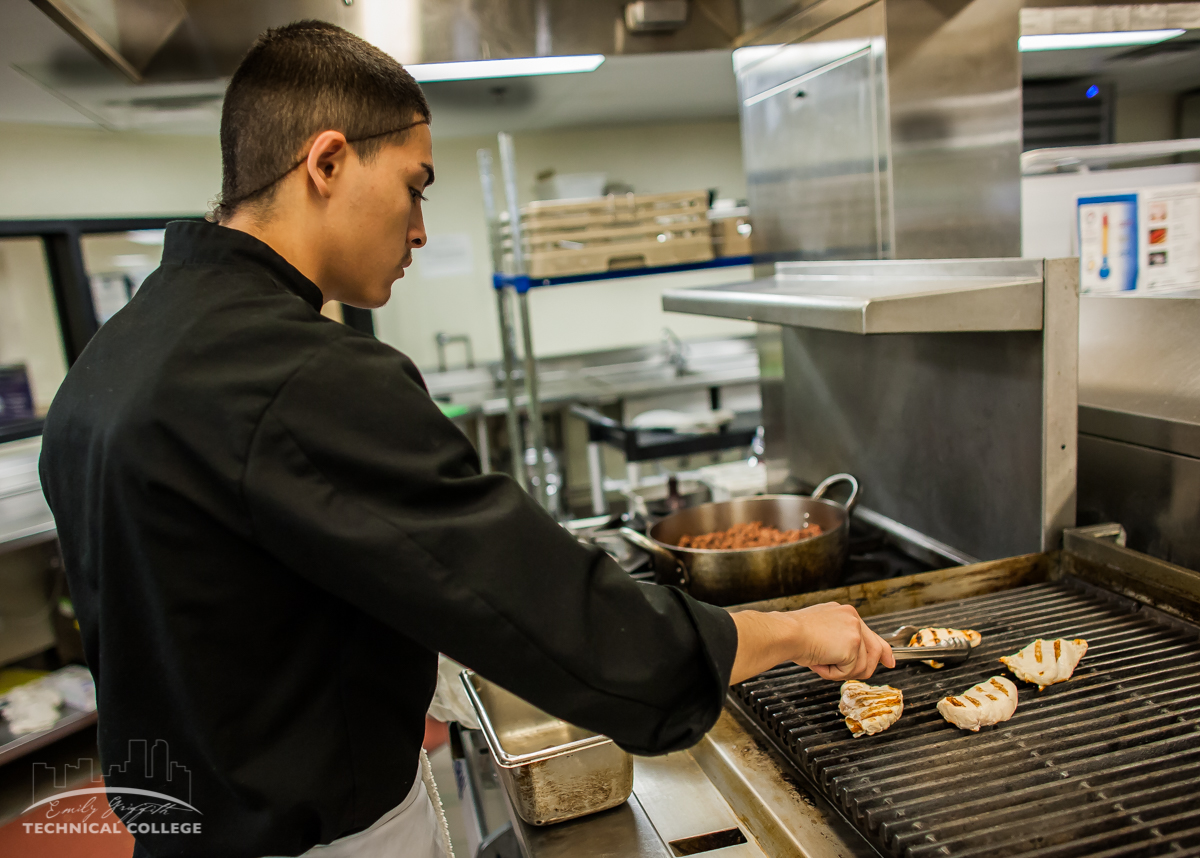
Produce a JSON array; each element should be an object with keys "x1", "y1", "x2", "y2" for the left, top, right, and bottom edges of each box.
[
  {"x1": 847, "y1": 517, "x2": 888, "y2": 555},
  {"x1": 841, "y1": 556, "x2": 891, "y2": 584}
]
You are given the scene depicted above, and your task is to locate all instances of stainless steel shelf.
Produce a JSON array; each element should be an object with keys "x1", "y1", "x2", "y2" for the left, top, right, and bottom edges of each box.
[
  {"x1": 1023, "y1": 139, "x2": 1200, "y2": 175},
  {"x1": 1080, "y1": 405, "x2": 1200, "y2": 462},
  {"x1": 422, "y1": 336, "x2": 761, "y2": 417},
  {"x1": 662, "y1": 258, "x2": 1049, "y2": 334},
  {"x1": 0, "y1": 707, "x2": 97, "y2": 767},
  {"x1": 0, "y1": 438, "x2": 54, "y2": 554}
]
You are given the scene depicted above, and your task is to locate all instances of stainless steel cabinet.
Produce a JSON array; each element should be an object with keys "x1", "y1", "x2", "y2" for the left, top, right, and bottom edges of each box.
[{"x1": 741, "y1": 41, "x2": 890, "y2": 260}]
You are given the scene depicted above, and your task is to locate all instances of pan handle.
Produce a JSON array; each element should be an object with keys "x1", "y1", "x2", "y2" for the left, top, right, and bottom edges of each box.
[
  {"x1": 812, "y1": 473, "x2": 860, "y2": 514},
  {"x1": 618, "y1": 527, "x2": 689, "y2": 589}
]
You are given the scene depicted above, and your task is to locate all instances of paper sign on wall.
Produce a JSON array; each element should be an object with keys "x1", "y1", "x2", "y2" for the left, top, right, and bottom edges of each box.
[
  {"x1": 415, "y1": 233, "x2": 475, "y2": 280},
  {"x1": 1078, "y1": 194, "x2": 1138, "y2": 293},
  {"x1": 1138, "y1": 183, "x2": 1200, "y2": 292}
]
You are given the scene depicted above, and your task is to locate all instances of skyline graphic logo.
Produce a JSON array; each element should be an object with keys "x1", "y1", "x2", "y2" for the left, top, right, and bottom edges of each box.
[{"x1": 23, "y1": 739, "x2": 202, "y2": 837}]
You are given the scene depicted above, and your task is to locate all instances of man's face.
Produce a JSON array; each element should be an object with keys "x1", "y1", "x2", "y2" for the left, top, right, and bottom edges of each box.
[{"x1": 321, "y1": 123, "x2": 433, "y2": 309}]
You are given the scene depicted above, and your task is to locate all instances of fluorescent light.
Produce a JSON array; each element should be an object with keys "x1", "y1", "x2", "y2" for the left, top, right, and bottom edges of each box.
[
  {"x1": 406, "y1": 55, "x2": 605, "y2": 83},
  {"x1": 1019, "y1": 30, "x2": 1184, "y2": 51}
]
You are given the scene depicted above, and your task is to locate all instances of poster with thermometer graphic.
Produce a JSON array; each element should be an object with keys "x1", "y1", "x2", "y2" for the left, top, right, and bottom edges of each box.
[
  {"x1": 1077, "y1": 183, "x2": 1200, "y2": 294},
  {"x1": 1077, "y1": 194, "x2": 1137, "y2": 293}
]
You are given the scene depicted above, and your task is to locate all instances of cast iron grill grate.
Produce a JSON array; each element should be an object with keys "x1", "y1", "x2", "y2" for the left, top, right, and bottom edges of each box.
[{"x1": 731, "y1": 580, "x2": 1200, "y2": 858}]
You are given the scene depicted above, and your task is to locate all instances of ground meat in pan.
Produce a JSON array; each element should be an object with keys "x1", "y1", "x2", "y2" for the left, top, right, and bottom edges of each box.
[{"x1": 676, "y1": 520, "x2": 822, "y2": 550}]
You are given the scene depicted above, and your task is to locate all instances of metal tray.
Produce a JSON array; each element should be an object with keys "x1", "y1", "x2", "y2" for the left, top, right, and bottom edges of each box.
[{"x1": 460, "y1": 671, "x2": 633, "y2": 826}]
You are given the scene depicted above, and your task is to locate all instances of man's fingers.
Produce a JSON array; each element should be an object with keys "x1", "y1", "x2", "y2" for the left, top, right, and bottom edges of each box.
[
  {"x1": 810, "y1": 664, "x2": 837, "y2": 681},
  {"x1": 781, "y1": 601, "x2": 889, "y2": 681},
  {"x1": 856, "y1": 622, "x2": 887, "y2": 678},
  {"x1": 811, "y1": 662, "x2": 853, "y2": 681},
  {"x1": 868, "y1": 624, "x2": 895, "y2": 671},
  {"x1": 848, "y1": 637, "x2": 867, "y2": 678},
  {"x1": 880, "y1": 638, "x2": 896, "y2": 669}
]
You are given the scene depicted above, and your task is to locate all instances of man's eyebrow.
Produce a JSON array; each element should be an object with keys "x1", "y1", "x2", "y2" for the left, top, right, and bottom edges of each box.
[{"x1": 421, "y1": 163, "x2": 435, "y2": 188}]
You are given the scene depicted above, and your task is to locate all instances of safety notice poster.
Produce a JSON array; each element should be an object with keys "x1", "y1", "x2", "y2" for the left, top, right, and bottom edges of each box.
[
  {"x1": 1078, "y1": 194, "x2": 1138, "y2": 293},
  {"x1": 1138, "y1": 182, "x2": 1200, "y2": 292}
]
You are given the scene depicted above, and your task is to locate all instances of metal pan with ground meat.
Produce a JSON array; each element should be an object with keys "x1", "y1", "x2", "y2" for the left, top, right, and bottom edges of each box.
[{"x1": 619, "y1": 474, "x2": 858, "y2": 606}]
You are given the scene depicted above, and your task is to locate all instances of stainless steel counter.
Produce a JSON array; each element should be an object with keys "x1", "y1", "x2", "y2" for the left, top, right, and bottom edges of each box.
[
  {"x1": 0, "y1": 437, "x2": 54, "y2": 554},
  {"x1": 496, "y1": 741, "x2": 771, "y2": 858},
  {"x1": 1077, "y1": 289, "x2": 1200, "y2": 571},
  {"x1": 1078, "y1": 288, "x2": 1200, "y2": 441},
  {"x1": 459, "y1": 704, "x2": 869, "y2": 858},
  {"x1": 422, "y1": 337, "x2": 760, "y2": 417}
]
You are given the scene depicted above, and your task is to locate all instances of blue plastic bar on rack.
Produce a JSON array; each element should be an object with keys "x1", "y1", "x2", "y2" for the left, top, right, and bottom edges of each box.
[
  {"x1": 491, "y1": 273, "x2": 533, "y2": 293},
  {"x1": 527, "y1": 255, "x2": 753, "y2": 288}
]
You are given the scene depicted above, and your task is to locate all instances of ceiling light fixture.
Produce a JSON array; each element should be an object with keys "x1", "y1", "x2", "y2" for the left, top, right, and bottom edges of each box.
[
  {"x1": 405, "y1": 55, "x2": 605, "y2": 83},
  {"x1": 1018, "y1": 29, "x2": 1184, "y2": 51}
]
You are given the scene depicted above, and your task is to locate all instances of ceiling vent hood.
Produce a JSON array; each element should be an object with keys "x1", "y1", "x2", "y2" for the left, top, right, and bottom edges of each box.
[{"x1": 31, "y1": 0, "x2": 741, "y2": 84}]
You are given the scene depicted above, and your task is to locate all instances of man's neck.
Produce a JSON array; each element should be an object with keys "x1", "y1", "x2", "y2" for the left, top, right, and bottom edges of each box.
[{"x1": 222, "y1": 211, "x2": 329, "y2": 303}]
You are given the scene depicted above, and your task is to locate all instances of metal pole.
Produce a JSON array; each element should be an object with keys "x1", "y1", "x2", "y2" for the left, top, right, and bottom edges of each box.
[
  {"x1": 475, "y1": 414, "x2": 491, "y2": 475},
  {"x1": 515, "y1": 289, "x2": 548, "y2": 507},
  {"x1": 496, "y1": 289, "x2": 527, "y2": 485},
  {"x1": 476, "y1": 148, "x2": 526, "y2": 487},
  {"x1": 587, "y1": 441, "x2": 607, "y2": 515},
  {"x1": 497, "y1": 132, "x2": 549, "y2": 509}
]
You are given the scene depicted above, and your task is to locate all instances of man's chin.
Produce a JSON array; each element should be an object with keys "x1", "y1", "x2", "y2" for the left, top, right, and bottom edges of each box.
[
  {"x1": 370, "y1": 282, "x2": 396, "y2": 309},
  {"x1": 340, "y1": 284, "x2": 393, "y2": 310}
]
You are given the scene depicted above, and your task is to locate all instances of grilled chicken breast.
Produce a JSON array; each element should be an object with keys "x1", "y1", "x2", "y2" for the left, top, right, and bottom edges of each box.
[
  {"x1": 839, "y1": 680, "x2": 904, "y2": 738},
  {"x1": 1000, "y1": 638, "x2": 1088, "y2": 690},
  {"x1": 937, "y1": 676, "x2": 1018, "y2": 732},
  {"x1": 910, "y1": 627, "x2": 984, "y2": 668}
]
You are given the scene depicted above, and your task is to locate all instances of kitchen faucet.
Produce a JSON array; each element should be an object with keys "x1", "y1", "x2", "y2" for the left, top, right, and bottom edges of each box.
[{"x1": 434, "y1": 332, "x2": 475, "y2": 373}]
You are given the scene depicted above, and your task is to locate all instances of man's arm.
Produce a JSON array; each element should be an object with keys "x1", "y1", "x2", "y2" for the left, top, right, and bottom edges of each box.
[
  {"x1": 729, "y1": 604, "x2": 895, "y2": 685},
  {"x1": 243, "y1": 332, "x2": 890, "y2": 755},
  {"x1": 244, "y1": 333, "x2": 736, "y2": 756}
]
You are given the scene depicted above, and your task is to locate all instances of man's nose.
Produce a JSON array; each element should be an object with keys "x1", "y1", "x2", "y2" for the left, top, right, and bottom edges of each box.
[{"x1": 409, "y1": 209, "x2": 427, "y2": 248}]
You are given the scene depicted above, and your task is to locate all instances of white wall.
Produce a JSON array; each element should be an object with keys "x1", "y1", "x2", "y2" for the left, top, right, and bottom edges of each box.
[
  {"x1": 0, "y1": 237, "x2": 68, "y2": 411},
  {"x1": 0, "y1": 118, "x2": 753, "y2": 369},
  {"x1": 0, "y1": 122, "x2": 219, "y2": 218},
  {"x1": 376, "y1": 119, "x2": 754, "y2": 369}
]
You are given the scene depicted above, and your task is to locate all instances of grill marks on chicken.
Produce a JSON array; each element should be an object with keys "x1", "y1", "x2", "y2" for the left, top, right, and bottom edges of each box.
[
  {"x1": 1000, "y1": 637, "x2": 1089, "y2": 690},
  {"x1": 831, "y1": 632, "x2": 1086, "y2": 738},
  {"x1": 909, "y1": 627, "x2": 983, "y2": 668},
  {"x1": 937, "y1": 676, "x2": 1018, "y2": 732},
  {"x1": 839, "y1": 680, "x2": 904, "y2": 738}
]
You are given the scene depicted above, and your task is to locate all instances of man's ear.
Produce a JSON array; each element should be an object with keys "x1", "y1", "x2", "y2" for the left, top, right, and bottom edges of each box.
[{"x1": 305, "y1": 130, "x2": 350, "y2": 200}]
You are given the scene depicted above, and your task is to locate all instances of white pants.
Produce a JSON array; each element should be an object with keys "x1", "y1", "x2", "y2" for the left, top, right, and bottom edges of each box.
[{"x1": 294, "y1": 752, "x2": 453, "y2": 858}]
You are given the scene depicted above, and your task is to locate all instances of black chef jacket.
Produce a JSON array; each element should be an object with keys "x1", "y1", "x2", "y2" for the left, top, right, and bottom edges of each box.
[{"x1": 39, "y1": 221, "x2": 738, "y2": 858}]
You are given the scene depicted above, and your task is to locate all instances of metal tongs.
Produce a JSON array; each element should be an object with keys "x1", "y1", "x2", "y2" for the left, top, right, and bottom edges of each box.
[{"x1": 881, "y1": 625, "x2": 973, "y2": 668}]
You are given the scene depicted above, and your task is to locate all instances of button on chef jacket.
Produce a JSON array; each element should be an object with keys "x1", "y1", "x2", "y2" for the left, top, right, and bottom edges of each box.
[{"x1": 39, "y1": 221, "x2": 738, "y2": 858}]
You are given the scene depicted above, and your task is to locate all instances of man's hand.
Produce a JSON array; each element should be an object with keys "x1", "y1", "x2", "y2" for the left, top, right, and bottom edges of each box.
[{"x1": 728, "y1": 602, "x2": 895, "y2": 685}]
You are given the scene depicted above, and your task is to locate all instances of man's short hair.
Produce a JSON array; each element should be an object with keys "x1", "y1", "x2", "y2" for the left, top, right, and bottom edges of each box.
[{"x1": 214, "y1": 20, "x2": 430, "y2": 222}]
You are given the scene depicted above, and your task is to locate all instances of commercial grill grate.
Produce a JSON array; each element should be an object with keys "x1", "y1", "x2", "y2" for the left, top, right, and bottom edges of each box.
[{"x1": 732, "y1": 580, "x2": 1200, "y2": 858}]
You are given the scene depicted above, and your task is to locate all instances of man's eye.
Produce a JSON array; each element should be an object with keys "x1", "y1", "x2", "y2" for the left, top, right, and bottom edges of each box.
[{"x1": 410, "y1": 187, "x2": 428, "y2": 202}]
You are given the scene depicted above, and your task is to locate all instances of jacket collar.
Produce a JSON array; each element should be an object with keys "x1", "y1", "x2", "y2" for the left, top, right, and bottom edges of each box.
[{"x1": 161, "y1": 220, "x2": 325, "y2": 311}]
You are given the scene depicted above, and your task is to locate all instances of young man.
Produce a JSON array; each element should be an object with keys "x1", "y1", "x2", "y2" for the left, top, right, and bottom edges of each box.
[{"x1": 39, "y1": 21, "x2": 892, "y2": 858}]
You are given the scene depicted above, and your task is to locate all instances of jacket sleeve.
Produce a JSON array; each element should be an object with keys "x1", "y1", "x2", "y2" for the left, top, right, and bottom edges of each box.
[{"x1": 242, "y1": 333, "x2": 737, "y2": 755}]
